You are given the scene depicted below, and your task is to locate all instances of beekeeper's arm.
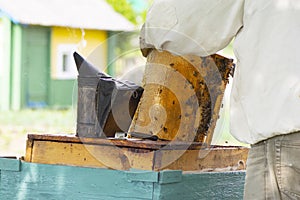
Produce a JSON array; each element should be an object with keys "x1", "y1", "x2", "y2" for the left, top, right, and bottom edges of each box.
[{"x1": 141, "y1": 0, "x2": 244, "y2": 57}]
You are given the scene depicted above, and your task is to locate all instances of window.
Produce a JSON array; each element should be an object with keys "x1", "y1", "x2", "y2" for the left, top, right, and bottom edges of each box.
[{"x1": 56, "y1": 44, "x2": 77, "y2": 79}]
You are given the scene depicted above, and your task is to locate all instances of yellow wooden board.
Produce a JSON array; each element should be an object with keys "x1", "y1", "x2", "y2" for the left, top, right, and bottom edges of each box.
[{"x1": 25, "y1": 134, "x2": 248, "y2": 171}]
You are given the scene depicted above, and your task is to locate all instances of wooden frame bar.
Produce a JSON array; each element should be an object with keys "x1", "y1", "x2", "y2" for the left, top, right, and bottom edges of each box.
[{"x1": 25, "y1": 134, "x2": 248, "y2": 171}]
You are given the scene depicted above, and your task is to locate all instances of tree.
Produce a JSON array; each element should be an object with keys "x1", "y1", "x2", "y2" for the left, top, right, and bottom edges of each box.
[
  {"x1": 106, "y1": 0, "x2": 138, "y2": 25},
  {"x1": 105, "y1": 0, "x2": 151, "y2": 77}
]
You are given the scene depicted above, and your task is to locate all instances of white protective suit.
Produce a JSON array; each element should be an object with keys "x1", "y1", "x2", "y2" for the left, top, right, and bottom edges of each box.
[{"x1": 143, "y1": 0, "x2": 300, "y2": 144}]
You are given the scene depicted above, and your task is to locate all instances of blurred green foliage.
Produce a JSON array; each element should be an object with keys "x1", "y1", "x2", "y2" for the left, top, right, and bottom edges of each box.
[{"x1": 106, "y1": 0, "x2": 138, "y2": 25}]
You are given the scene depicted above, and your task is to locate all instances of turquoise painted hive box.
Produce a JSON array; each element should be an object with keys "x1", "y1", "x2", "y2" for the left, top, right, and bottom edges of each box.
[{"x1": 0, "y1": 134, "x2": 248, "y2": 199}]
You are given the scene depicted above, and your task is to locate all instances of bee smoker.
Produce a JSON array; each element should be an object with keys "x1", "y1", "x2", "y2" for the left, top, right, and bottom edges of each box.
[{"x1": 74, "y1": 52, "x2": 143, "y2": 138}]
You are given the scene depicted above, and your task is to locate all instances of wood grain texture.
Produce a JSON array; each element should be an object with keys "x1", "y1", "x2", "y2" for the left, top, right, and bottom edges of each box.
[
  {"x1": 155, "y1": 147, "x2": 248, "y2": 171},
  {"x1": 31, "y1": 141, "x2": 107, "y2": 169},
  {"x1": 24, "y1": 137, "x2": 34, "y2": 162},
  {"x1": 25, "y1": 134, "x2": 248, "y2": 171},
  {"x1": 0, "y1": 158, "x2": 246, "y2": 200},
  {"x1": 26, "y1": 134, "x2": 243, "y2": 150},
  {"x1": 153, "y1": 171, "x2": 245, "y2": 200},
  {"x1": 0, "y1": 157, "x2": 20, "y2": 171},
  {"x1": 0, "y1": 158, "x2": 154, "y2": 200}
]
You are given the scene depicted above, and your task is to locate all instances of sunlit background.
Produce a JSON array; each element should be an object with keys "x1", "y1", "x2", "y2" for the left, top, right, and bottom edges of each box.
[{"x1": 0, "y1": 0, "x2": 246, "y2": 157}]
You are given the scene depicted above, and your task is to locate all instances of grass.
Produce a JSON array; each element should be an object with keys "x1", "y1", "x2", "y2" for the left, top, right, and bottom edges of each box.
[
  {"x1": 0, "y1": 109, "x2": 76, "y2": 157},
  {"x1": 0, "y1": 107, "x2": 247, "y2": 157}
]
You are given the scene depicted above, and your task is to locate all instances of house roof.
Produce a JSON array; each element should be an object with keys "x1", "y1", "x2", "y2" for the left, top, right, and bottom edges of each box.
[{"x1": 0, "y1": 0, "x2": 135, "y2": 31}]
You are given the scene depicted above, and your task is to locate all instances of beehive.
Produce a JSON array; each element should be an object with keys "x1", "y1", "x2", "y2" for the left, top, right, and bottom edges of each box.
[{"x1": 129, "y1": 50, "x2": 234, "y2": 144}]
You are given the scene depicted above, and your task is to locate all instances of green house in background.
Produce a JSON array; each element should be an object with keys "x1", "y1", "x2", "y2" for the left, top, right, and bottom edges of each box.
[{"x1": 0, "y1": 0, "x2": 134, "y2": 110}]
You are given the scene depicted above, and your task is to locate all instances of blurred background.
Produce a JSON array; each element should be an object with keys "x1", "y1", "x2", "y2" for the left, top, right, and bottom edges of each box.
[{"x1": 0, "y1": 0, "x2": 245, "y2": 157}]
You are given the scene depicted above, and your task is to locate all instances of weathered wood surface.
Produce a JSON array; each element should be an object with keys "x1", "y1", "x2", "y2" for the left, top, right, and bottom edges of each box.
[
  {"x1": 154, "y1": 171, "x2": 245, "y2": 200},
  {"x1": 129, "y1": 50, "x2": 234, "y2": 144},
  {"x1": 0, "y1": 157, "x2": 246, "y2": 200},
  {"x1": 0, "y1": 158, "x2": 153, "y2": 200},
  {"x1": 25, "y1": 134, "x2": 248, "y2": 171}
]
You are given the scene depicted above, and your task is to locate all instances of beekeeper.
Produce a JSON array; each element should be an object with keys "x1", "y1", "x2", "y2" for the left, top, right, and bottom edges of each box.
[{"x1": 140, "y1": 0, "x2": 300, "y2": 199}]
